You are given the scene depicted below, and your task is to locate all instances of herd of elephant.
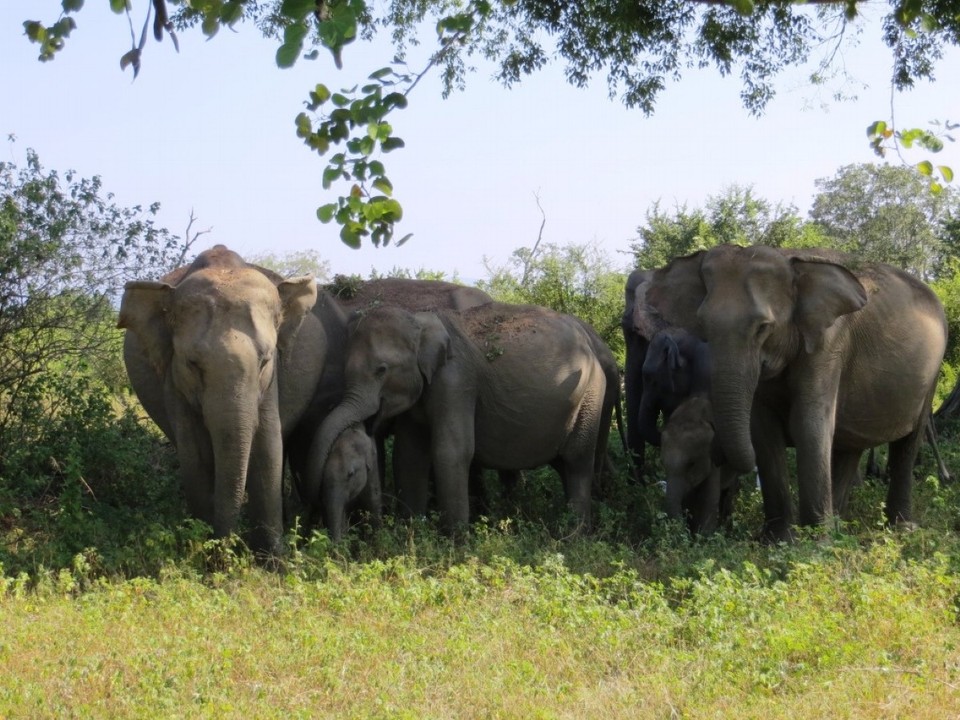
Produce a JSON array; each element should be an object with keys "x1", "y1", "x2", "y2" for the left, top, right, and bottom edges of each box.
[{"x1": 117, "y1": 243, "x2": 948, "y2": 556}]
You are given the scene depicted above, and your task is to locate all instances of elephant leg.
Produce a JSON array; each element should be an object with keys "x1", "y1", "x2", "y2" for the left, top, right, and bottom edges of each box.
[
  {"x1": 468, "y1": 462, "x2": 490, "y2": 519},
  {"x1": 717, "y1": 468, "x2": 741, "y2": 530},
  {"x1": 623, "y1": 335, "x2": 646, "y2": 481},
  {"x1": 886, "y1": 419, "x2": 927, "y2": 526},
  {"x1": 831, "y1": 448, "x2": 863, "y2": 518},
  {"x1": 790, "y1": 372, "x2": 841, "y2": 528},
  {"x1": 751, "y1": 403, "x2": 794, "y2": 541},
  {"x1": 688, "y1": 469, "x2": 721, "y2": 536},
  {"x1": 359, "y1": 469, "x2": 383, "y2": 529},
  {"x1": 431, "y1": 420, "x2": 474, "y2": 533},
  {"x1": 556, "y1": 447, "x2": 595, "y2": 532},
  {"x1": 864, "y1": 446, "x2": 883, "y2": 479},
  {"x1": 172, "y1": 411, "x2": 215, "y2": 527},
  {"x1": 246, "y1": 410, "x2": 285, "y2": 556},
  {"x1": 392, "y1": 421, "x2": 432, "y2": 518}
]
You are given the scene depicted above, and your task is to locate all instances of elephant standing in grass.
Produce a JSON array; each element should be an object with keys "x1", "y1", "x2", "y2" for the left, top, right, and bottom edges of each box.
[
  {"x1": 319, "y1": 423, "x2": 381, "y2": 542},
  {"x1": 306, "y1": 302, "x2": 612, "y2": 532},
  {"x1": 118, "y1": 245, "x2": 326, "y2": 556},
  {"x1": 294, "y1": 276, "x2": 496, "y2": 538},
  {"x1": 638, "y1": 245, "x2": 947, "y2": 540},
  {"x1": 661, "y1": 394, "x2": 741, "y2": 535},
  {"x1": 621, "y1": 269, "x2": 653, "y2": 480}
]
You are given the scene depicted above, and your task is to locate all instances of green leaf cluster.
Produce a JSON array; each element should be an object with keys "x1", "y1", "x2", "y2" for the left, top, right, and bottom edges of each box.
[
  {"x1": 22, "y1": 6, "x2": 78, "y2": 63},
  {"x1": 297, "y1": 68, "x2": 412, "y2": 247},
  {"x1": 868, "y1": 119, "x2": 957, "y2": 194}
]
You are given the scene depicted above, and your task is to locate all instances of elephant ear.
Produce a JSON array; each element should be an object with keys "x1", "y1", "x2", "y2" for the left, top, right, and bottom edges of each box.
[
  {"x1": 117, "y1": 280, "x2": 174, "y2": 374},
  {"x1": 637, "y1": 251, "x2": 707, "y2": 339},
  {"x1": 414, "y1": 312, "x2": 452, "y2": 384},
  {"x1": 791, "y1": 259, "x2": 867, "y2": 354},
  {"x1": 277, "y1": 275, "x2": 318, "y2": 355}
]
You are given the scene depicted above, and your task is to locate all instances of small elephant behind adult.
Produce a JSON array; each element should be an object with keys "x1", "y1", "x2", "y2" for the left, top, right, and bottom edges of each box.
[
  {"x1": 307, "y1": 302, "x2": 612, "y2": 533},
  {"x1": 660, "y1": 394, "x2": 741, "y2": 535},
  {"x1": 319, "y1": 423, "x2": 381, "y2": 542},
  {"x1": 638, "y1": 326, "x2": 710, "y2": 448}
]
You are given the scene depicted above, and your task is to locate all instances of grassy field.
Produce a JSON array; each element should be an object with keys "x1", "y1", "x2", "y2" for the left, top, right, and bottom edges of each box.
[{"x1": 2, "y1": 417, "x2": 960, "y2": 717}]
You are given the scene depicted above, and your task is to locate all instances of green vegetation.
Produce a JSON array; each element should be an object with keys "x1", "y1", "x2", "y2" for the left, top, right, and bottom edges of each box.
[{"x1": 4, "y1": 152, "x2": 960, "y2": 716}]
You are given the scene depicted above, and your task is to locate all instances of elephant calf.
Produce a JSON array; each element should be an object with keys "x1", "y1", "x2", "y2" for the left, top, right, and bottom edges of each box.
[
  {"x1": 318, "y1": 423, "x2": 381, "y2": 542},
  {"x1": 660, "y1": 394, "x2": 741, "y2": 535}
]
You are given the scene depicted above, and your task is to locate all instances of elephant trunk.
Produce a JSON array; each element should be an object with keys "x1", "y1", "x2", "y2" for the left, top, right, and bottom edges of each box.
[
  {"x1": 322, "y1": 477, "x2": 347, "y2": 543},
  {"x1": 709, "y1": 356, "x2": 758, "y2": 474},
  {"x1": 307, "y1": 390, "x2": 380, "y2": 506},
  {"x1": 206, "y1": 400, "x2": 258, "y2": 540},
  {"x1": 665, "y1": 478, "x2": 687, "y2": 521}
]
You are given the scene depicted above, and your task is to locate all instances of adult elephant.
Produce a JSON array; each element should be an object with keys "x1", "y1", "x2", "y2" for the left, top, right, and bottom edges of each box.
[
  {"x1": 621, "y1": 269, "x2": 654, "y2": 480},
  {"x1": 118, "y1": 245, "x2": 334, "y2": 556},
  {"x1": 637, "y1": 326, "x2": 710, "y2": 448},
  {"x1": 306, "y1": 302, "x2": 611, "y2": 532},
  {"x1": 638, "y1": 244, "x2": 947, "y2": 540}
]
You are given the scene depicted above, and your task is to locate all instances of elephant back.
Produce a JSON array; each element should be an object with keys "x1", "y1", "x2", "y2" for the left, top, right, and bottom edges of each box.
[{"x1": 325, "y1": 276, "x2": 492, "y2": 314}]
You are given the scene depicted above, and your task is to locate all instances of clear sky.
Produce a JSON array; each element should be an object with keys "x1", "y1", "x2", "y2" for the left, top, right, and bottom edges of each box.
[{"x1": 2, "y1": 1, "x2": 959, "y2": 282}]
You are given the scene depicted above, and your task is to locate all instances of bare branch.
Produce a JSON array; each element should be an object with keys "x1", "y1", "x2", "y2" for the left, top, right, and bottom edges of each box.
[{"x1": 521, "y1": 190, "x2": 547, "y2": 286}]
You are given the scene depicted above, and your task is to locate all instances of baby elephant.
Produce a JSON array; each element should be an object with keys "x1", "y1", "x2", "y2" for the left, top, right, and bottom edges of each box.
[
  {"x1": 320, "y1": 423, "x2": 381, "y2": 542},
  {"x1": 660, "y1": 394, "x2": 741, "y2": 536}
]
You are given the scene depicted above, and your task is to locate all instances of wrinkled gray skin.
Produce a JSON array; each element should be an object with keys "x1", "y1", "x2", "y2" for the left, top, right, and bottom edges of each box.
[
  {"x1": 621, "y1": 269, "x2": 653, "y2": 480},
  {"x1": 661, "y1": 394, "x2": 741, "y2": 535},
  {"x1": 292, "y1": 276, "x2": 496, "y2": 537},
  {"x1": 320, "y1": 423, "x2": 381, "y2": 542},
  {"x1": 637, "y1": 327, "x2": 710, "y2": 448},
  {"x1": 574, "y1": 317, "x2": 627, "y2": 497},
  {"x1": 331, "y1": 277, "x2": 500, "y2": 504},
  {"x1": 118, "y1": 245, "x2": 325, "y2": 556},
  {"x1": 639, "y1": 244, "x2": 947, "y2": 540},
  {"x1": 307, "y1": 302, "x2": 610, "y2": 532}
]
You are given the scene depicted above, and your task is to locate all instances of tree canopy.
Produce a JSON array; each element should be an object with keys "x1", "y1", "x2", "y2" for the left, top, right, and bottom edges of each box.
[
  {"x1": 20, "y1": 1, "x2": 960, "y2": 248},
  {"x1": 0, "y1": 149, "x2": 191, "y2": 443},
  {"x1": 810, "y1": 163, "x2": 958, "y2": 278},
  {"x1": 630, "y1": 166, "x2": 958, "y2": 278}
]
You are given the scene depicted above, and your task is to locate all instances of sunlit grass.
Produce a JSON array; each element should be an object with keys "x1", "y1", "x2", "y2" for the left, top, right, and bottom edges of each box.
[{"x1": 1, "y1": 527, "x2": 959, "y2": 718}]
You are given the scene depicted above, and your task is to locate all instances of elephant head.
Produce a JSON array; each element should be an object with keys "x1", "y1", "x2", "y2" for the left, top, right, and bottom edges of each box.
[
  {"x1": 642, "y1": 244, "x2": 867, "y2": 473},
  {"x1": 118, "y1": 245, "x2": 318, "y2": 553},
  {"x1": 306, "y1": 305, "x2": 451, "y2": 505}
]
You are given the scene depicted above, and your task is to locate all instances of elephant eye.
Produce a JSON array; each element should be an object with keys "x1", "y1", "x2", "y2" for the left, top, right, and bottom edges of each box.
[
  {"x1": 755, "y1": 321, "x2": 773, "y2": 342},
  {"x1": 374, "y1": 362, "x2": 388, "y2": 378}
]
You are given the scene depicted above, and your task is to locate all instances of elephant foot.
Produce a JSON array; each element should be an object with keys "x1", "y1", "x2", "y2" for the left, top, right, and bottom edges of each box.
[
  {"x1": 889, "y1": 518, "x2": 919, "y2": 533},
  {"x1": 756, "y1": 520, "x2": 796, "y2": 544}
]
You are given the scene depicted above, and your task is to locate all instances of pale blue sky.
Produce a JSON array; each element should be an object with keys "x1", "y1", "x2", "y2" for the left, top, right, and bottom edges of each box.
[{"x1": 2, "y1": 2, "x2": 959, "y2": 281}]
